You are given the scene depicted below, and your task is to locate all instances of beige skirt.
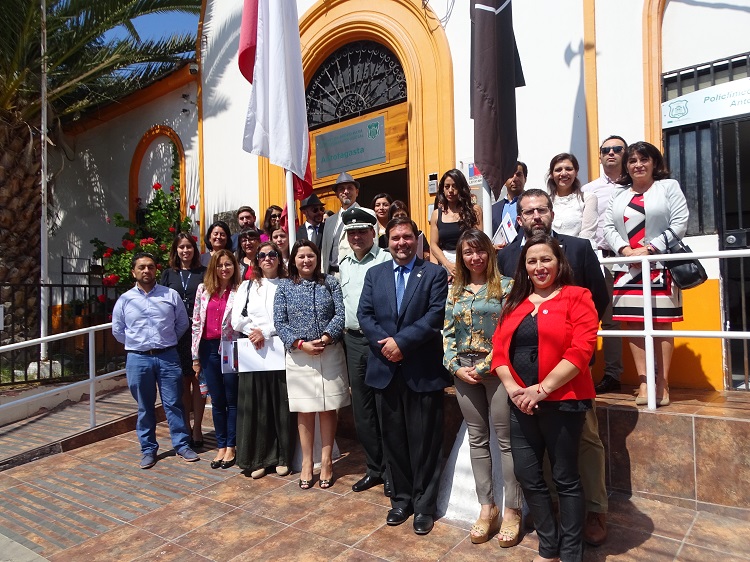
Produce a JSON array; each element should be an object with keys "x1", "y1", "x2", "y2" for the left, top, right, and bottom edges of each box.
[{"x1": 285, "y1": 342, "x2": 351, "y2": 413}]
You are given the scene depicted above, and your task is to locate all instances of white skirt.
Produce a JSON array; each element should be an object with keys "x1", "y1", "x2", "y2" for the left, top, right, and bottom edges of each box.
[{"x1": 285, "y1": 342, "x2": 351, "y2": 413}]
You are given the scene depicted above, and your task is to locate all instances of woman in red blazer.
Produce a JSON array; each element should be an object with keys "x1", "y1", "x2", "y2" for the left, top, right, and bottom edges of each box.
[{"x1": 491, "y1": 233, "x2": 598, "y2": 562}]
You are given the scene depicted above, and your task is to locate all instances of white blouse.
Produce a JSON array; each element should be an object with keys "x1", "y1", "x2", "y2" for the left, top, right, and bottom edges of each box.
[
  {"x1": 552, "y1": 191, "x2": 598, "y2": 247},
  {"x1": 231, "y1": 277, "x2": 280, "y2": 339}
]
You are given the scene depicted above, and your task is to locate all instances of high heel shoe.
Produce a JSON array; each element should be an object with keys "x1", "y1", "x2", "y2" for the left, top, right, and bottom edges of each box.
[{"x1": 470, "y1": 505, "x2": 500, "y2": 544}]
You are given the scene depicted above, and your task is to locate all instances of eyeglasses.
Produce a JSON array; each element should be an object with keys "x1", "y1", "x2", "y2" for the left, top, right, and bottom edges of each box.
[
  {"x1": 600, "y1": 145, "x2": 625, "y2": 155},
  {"x1": 257, "y1": 250, "x2": 279, "y2": 260},
  {"x1": 520, "y1": 206, "x2": 551, "y2": 218},
  {"x1": 270, "y1": 214, "x2": 282, "y2": 220}
]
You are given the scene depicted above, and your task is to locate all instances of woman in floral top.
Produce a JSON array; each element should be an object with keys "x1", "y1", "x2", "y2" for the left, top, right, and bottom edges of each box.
[{"x1": 443, "y1": 229, "x2": 523, "y2": 547}]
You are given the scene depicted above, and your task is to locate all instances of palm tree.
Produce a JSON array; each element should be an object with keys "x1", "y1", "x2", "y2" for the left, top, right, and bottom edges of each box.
[{"x1": 0, "y1": 0, "x2": 200, "y2": 344}]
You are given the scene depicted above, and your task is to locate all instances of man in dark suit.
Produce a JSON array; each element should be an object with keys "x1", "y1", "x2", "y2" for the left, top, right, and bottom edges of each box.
[
  {"x1": 491, "y1": 160, "x2": 527, "y2": 236},
  {"x1": 295, "y1": 193, "x2": 325, "y2": 247},
  {"x1": 358, "y1": 217, "x2": 450, "y2": 535},
  {"x1": 497, "y1": 188, "x2": 609, "y2": 318},
  {"x1": 497, "y1": 188, "x2": 610, "y2": 546}
]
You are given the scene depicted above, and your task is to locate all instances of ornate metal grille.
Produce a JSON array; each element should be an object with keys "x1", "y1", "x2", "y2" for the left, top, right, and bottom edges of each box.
[{"x1": 306, "y1": 41, "x2": 407, "y2": 129}]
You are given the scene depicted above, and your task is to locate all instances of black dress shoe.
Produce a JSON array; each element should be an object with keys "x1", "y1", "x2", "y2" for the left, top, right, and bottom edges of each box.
[
  {"x1": 386, "y1": 507, "x2": 413, "y2": 526},
  {"x1": 595, "y1": 375, "x2": 621, "y2": 394},
  {"x1": 383, "y1": 477, "x2": 392, "y2": 498},
  {"x1": 210, "y1": 459, "x2": 223, "y2": 469},
  {"x1": 220, "y1": 457, "x2": 236, "y2": 469},
  {"x1": 352, "y1": 474, "x2": 383, "y2": 492},
  {"x1": 413, "y1": 513, "x2": 434, "y2": 535}
]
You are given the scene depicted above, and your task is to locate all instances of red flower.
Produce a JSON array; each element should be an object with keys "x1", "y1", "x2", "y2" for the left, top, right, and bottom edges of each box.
[
  {"x1": 169, "y1": 227, "x2": 176, "y2": 233},
  {"x1": 153, "y1": 182, "x2": 162, "y2": 190},
  {"x1": 129, "y1": 229, "x2": 135, "y2": 236},
  {"x1": 156, "y1": 264, "x2": 163, "y2": 270},
  {"x1": 97, "y1": 294, "x2": 107, "y2": 303},
  {"x1": 192, "y1": 235, "x2": 198, "y2": 241},
  {"x1": 160, "y1": 244, "x2": 167, "y2": 251},
  {"x1": 122, "y1": 240, "x2": 136, "y2": 251},
  {"x1": 102, "y1": 248, "x2": 113, "y2": 258},
  {"x1": 170, "y1": 185, "x2": 175, "y2": 192},
  {"x1": 189, "y1": 204, "x2": 196, "y2": 210},
  {"x1": 140, "y1": 237, "x2": 155, "y2": 246},
  {"x1": 102, "y1": 274, "x2": 119, "y2": 287}
]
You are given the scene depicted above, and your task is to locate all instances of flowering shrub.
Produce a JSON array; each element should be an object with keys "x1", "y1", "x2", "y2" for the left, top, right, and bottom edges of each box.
[{"x1": 91, "y1": 181, "x2": 193, "y2": 287}]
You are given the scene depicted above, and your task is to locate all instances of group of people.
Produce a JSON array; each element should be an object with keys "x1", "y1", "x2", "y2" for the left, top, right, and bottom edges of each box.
[{"x1": 111, "y1": 137, "x2": 689, "y2": 562}]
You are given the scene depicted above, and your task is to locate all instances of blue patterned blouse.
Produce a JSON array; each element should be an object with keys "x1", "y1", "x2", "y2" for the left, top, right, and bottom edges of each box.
[
  {"x1": 273, "y1": 276, "x2": 345, "y2": 351},
  {"x1": 443, "y1": 277, "x2": 513, "y2": 377}
]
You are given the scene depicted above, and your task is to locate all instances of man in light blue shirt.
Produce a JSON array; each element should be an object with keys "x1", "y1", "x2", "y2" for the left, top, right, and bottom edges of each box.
[
  {"x1": 339, "y1": 207, "x2": 392, "y2": 496},
  {"x1": 112, "y1": 252, "x2": 198, "y2": 469}
]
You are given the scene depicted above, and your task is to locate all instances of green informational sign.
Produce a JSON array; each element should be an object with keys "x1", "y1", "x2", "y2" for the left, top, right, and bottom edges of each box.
[{"x1": 315, "y1": 116, "x2": 386, "y2": 178}]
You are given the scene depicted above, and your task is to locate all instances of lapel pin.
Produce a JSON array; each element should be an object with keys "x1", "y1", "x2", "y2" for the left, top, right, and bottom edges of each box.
[{"x1": 542, "y1": 309, "x2": 549, "y2": 314}]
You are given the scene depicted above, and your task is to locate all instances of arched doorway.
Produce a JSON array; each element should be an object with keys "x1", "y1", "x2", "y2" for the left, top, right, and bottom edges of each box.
[{"x1": 259, "y1": 0, "x2": 455, "y2": 236}]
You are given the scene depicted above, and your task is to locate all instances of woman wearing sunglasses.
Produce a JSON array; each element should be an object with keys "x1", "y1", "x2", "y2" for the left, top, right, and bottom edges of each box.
[
  {"x1": 261, "y1": 205, "x2": 283, "y2": 242},
  {"x1": 232, "y1": 242, "x2": 294, "y2": 478}
]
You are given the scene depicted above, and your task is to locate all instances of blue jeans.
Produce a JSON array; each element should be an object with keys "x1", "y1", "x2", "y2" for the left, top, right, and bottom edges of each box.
[
  {"x1": 126, "y1": 349, "x2": 190, "y2": 455},
  {"x1": 200, "y1": 339, "x2": 238, "y2": 448}
]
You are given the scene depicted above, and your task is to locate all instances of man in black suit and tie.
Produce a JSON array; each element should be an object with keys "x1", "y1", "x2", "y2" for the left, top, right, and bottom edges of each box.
[
  {"x1": 358, "y1": 217, "x2": 450, "y2": 535},
  {"x1": 295, "y1": 193, "x2": 325, "y2": 247},
  {"x1": 497, "y1": 188, "x2": 611, "y2": 546}
]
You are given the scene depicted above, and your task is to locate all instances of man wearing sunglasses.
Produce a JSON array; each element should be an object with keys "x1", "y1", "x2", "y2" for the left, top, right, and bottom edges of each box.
[
  {"x1": 339, "y1": 207, "x2": 393, "y2": 497},
  {"x1": 582, "y1": 136, "x2": 628, "y2": 398},
  {"x1": 497, "y1": 189, "x2": 610, "y2": 547},
  {"x1": 296, "y1": 193, "x2": 326, "y2": 247}
]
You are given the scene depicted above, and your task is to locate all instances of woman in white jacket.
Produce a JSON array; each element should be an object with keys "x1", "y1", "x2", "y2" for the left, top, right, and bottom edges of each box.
[
  {"x1": 604, "y1": 141, "x2": 689, "y2": 407},
  {"x1": 232, "y1": 241, "x2": 294, "y2": 478}
]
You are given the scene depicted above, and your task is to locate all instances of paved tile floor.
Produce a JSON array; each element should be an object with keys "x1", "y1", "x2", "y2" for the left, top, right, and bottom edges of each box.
[{"x1": 0, "y1": 425, "x2": 749, "y2": 561}]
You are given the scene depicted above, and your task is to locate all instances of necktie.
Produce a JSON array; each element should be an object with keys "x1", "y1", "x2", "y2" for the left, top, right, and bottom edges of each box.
[{"x1": 396, "y1": 266, "x2": 405, "y2": 313}]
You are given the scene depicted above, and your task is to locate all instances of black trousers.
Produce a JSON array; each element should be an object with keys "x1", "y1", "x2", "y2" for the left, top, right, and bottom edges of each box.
[
  {"x1": 375, "y1": 373, "x2": 444, "y2": 514},
  {"x1": 510, "y1": 406, "x2": 586, "y2": 562},
  {"x1": 344, "y1": 331, "x2": 385, "y2": 478}
]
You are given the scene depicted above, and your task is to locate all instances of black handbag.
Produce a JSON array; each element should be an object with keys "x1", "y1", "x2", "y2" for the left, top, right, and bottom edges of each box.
[{"x1": 661, "y1": 228, "x2": 707, "y2": 290}]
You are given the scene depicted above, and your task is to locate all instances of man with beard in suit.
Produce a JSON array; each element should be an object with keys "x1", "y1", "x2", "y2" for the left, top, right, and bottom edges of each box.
[{"x1": 295, "y1": 193, "x2": 325, "y2": 247}]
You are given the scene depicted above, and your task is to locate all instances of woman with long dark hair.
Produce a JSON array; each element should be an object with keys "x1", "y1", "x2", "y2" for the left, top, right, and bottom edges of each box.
[
  {"x1": 236, "y1": 228, "x2": 261, "y2": 280},
  {"x1": 200, "y1": 221, "x2": 233, "y2": 266},
  {"x1": 274, "y1": 240, "x2": 348, "y2": 489},
  {"x1": 260, "y1": 205, "x2": 283, "y2": 242},
  {"x1": 160, "y1": 232, "x2": 206, "y2": 448},
  {"x1": 233, "y1": 242, "x2": 294, "y2": 478},
  {"x1": 371, "y1": 192, "x2": 393, "y2": 240},
  {"x1": 430, "y1": 169, "x2": 482, "y2": 277},
  {"x1": 443, "y1": 229, "x2": 522, "y2": 546},
  {"x1": 492, "y1": 233, "x2": 598, "y2": 562},
  {"x1": 191, "y1": 249, "x2": 241, "y2": 469}
]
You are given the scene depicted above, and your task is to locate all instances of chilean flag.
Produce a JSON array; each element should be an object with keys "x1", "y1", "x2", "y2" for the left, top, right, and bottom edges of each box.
[{"x1": 239, "y1": 0, "x2": 312, "y2": 200}]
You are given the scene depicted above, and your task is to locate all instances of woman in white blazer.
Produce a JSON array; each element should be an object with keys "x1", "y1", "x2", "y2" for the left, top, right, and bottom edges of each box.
[
  {"x1": 191, "y1": 249, "x2": 240, "y2": 468},
  {"x1": 604, "y1": 141, "x2": 689, "y2": 407}
]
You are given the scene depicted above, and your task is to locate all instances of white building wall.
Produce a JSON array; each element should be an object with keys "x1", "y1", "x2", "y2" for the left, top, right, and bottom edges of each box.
[
  {"x1": 51, "y1": 84, "x2": 199, "y2": 281},
  {"x1": 200, "y1": 0, "x2": 261, "y2": 226},
  {"x1": 663, "y1": 0, "x2": 750, "y2": 72}
]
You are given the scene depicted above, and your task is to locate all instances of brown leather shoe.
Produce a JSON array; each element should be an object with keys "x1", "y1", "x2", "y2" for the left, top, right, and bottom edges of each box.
[{"x1": 583, "y1": 511, "x2": 607, "y2": 546}]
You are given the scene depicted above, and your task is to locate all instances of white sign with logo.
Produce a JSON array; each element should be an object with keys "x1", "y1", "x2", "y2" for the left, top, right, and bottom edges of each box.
[{"x1": 662, "y1": 77, "x2": 750, "y2": 129}]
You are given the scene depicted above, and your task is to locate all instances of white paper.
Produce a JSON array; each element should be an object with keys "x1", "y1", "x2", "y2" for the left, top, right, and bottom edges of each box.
[
  {"x1": 492, "y1": 211, "x2": 518, "y2": 246},
  {"x1": 237, "y1": 336, "x2": 286, "y2": 372}
]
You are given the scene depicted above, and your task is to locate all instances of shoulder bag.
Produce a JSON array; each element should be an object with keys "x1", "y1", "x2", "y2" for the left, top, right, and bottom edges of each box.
[{"x1": 661, "y1": 228, "x2": 707, "y2": 290}]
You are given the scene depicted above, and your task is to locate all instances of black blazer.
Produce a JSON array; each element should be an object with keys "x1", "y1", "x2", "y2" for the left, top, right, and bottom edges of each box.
[
  {"x1": 296, "y1": 222, "x2": 324, "y2": 248},
  {"x1": 358, "y1": 257, "x2": 451, "y2": 393},
  {"x1": 497, "y1": 231, "x2": 609, "y2": 320}
]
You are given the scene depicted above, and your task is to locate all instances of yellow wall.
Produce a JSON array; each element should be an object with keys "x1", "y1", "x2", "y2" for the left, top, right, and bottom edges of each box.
[{"x1": 592, "y1": 280, "x2": 724, "y2": 390}]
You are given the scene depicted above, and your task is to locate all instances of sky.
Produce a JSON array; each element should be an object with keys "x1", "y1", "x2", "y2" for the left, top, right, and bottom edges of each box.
[{"x1": 106, "y1": 12, "x2": 200, "y2": 43}]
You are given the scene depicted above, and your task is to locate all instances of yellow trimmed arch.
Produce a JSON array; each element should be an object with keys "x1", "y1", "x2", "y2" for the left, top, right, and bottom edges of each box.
[
  {"x1": 128, "y1": 125, "x2": 187, "y2": 221},
  {"x1": 259, "y1": 0, "x2": 455, "y2": 234},
  {"x1": 643, "y1": 0, "x2": 667, "y2": 147}
]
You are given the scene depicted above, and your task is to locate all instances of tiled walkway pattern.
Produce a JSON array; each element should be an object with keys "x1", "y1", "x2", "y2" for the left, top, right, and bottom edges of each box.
[
  {"x1": 0, "y1": 387, "x2": 135, "y2": 462},
  {"x1": 0, "y1": 429, "x2": 749, "y2": 561}
]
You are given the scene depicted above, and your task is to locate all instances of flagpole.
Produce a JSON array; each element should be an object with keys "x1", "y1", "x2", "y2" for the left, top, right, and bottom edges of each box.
[
  {"x1": 286, "y1": 170, "x2": 296, "y2": 247},
  {"x1": 40, "y1": 0, "x2": 49, "y2": 361}
]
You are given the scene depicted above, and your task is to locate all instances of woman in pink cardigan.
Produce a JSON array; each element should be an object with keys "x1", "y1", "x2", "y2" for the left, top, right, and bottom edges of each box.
[{"x1": 191, "y1": 249, "x2": 240, "y2": 469}]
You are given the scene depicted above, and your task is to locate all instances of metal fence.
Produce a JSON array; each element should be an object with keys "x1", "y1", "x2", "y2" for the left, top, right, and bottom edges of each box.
[{"x1": 0, "y1": 281, "x2": 126, "y2": 386}]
